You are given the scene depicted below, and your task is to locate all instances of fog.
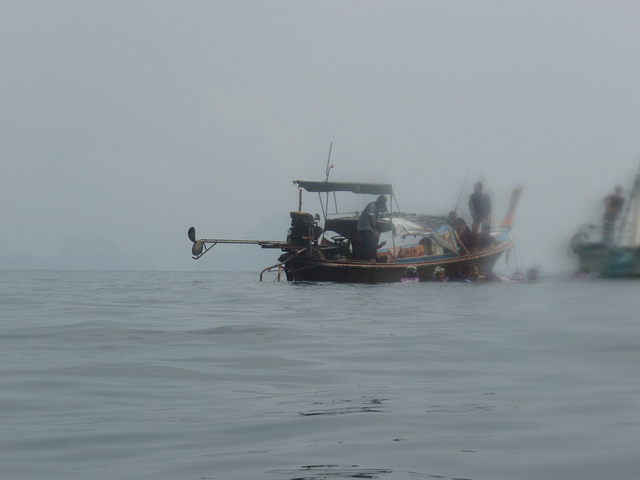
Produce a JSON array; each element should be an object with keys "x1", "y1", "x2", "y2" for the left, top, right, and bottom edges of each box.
[{"x1": 2, "y1": 1, "x2": 639, "y2": 274}]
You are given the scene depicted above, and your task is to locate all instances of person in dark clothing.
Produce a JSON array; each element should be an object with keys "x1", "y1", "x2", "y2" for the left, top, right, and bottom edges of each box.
[
  {"x1": 447, "y1": 211, "x2": 472, "y2": 253},
  {"x1": 468, "y1": 182, "x2": 492, "y2": 236},
  {"x1": 356, "y1": 195, "x2": 387, "y2": 260},
  {"x1": 603, "y1": 185, "x2": 624, "y2": 245},
  {"x1": 477, "y1": 222, "x2": 496, "y2": 250}
]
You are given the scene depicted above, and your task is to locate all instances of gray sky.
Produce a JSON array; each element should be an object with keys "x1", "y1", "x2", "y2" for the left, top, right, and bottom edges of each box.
[{"x1": 2, "y1": 1, "x2": 639, "y2": 273}]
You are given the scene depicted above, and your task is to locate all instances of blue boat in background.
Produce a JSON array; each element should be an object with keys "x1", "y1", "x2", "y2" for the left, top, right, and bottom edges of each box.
[{"x1": 572, "y1": 168, "x2": 640, "y2": 277}]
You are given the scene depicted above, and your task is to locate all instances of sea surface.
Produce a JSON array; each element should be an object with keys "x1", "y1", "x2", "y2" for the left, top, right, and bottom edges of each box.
[{"x1": 1, "y1": 269, "x2": 639, "y2": 480}]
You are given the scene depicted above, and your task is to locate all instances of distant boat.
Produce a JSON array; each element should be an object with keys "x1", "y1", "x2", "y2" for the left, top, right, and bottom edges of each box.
[
  {"x1": 189, "y1": 179, "x2": 520, "y2": 283},
  {"x1": 572, "y1": 168, "x2": 640, "y2": 277}
]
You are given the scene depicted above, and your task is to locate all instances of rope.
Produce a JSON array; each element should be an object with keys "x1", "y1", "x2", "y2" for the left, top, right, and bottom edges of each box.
[{"x1": 259, "y1": 248, "x2": 309, "y2": 281}]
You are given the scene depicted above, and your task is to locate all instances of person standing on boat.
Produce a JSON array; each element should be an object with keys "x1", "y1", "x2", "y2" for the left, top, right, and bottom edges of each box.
[
  {"x1": 603, "y1": 185, "x2": 624, "y2": 245},
  {"x1": 357, "y1": 195, "x2": 387, "y2": 260},
  {"x1": 468, "y1": 181, "x2": 492, "y2": 246}
]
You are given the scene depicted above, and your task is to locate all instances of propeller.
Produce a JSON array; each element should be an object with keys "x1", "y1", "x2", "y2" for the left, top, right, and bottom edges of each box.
[{"x1": 188, "y1": 227, "x2": 204, "y2": 256}]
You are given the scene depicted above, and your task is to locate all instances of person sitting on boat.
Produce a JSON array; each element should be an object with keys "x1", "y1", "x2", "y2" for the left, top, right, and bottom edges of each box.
[
  {"x1": 477, "y1": 223, "x2": 496, "y2": 250},
  {"x1": 431, "y1": 266, "x2": 449, "y2": 282},
  {"x1": 447, "y1": 211, "x2": 472, "y2": 253},
  {"x1": 603, "y1": 185, "x2": 624, "y2": 245},
  {"x1": 401, "y1": 265, "x2": 420, "y2": 283},
  {"x1": 356, "y1": 195, "x2": 387, "y2": 260},
  {"x1": 468, "y1": 181, "x2": 492, "y2": 240},
  {"x1": 446, "y1": 210, "x2": 465, "y2": 231}
]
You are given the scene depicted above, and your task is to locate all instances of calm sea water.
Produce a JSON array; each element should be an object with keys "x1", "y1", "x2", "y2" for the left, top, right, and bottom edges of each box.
[{"x1": 1, "y1": 270, "x2": 639, "y2": 480}]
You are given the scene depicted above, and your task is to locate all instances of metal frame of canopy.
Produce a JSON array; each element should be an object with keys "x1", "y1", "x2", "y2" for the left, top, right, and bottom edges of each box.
[
  {"x1": 293, "y1": 179, "x2": 400, "y2": 252},
  {"x1": 293, "y1": 179, "x2": 399, "y2": 226}
]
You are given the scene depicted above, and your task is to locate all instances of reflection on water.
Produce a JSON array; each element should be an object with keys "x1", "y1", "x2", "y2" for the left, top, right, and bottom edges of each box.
[
  {"x1": 269, "y1": 465, "x2": 394, "y2": 480},
  {"x1": 300, "y1": 398, "x2": 389, "y2": 416}
]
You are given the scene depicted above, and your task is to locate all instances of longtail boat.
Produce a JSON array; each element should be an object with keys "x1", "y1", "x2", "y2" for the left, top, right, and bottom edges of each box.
[
  {"x1": 189, "y1": 180, "x2": 521, "y2": 282},
  {"x1": 572, "y1": 167, "x2": 640, "y2": 277}
]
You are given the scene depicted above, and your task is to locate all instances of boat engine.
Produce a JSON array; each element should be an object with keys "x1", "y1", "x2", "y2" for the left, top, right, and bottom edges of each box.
[{"x1": 287, "y1": 212, "x2": 323, "y2": 247}]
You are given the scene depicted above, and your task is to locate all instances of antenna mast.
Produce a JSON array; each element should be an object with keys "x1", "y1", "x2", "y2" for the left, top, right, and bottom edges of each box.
[{"x1": 321, "y1": 142, "x2": 335, "y2": 221}]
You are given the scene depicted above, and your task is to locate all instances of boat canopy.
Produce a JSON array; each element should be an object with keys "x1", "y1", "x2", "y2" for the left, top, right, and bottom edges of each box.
[{"x1": 294, "y1": 180, "x2": 394, "y2": 195}]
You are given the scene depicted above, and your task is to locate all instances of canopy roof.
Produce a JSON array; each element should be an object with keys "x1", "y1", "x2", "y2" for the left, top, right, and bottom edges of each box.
[{"x1": 294, "y1": 180, "x2": 394, "y2": 195}]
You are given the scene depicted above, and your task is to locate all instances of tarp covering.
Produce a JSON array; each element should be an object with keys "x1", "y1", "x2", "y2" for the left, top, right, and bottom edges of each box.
[
  {"x1": 322, "y1": 216, "x2": 460, "y2": 255},
  {"x1": 324, "y1": 217, "x2": 394, "y2": 238},
  {"x1": 294, "y1": 180, "x2": 394, "y2": 195},
  {"x1": 391, "y1": 218, "x2": 432, "y2": 237},
  {"x1": 324, "y1": 217, "x2": 432, "y2": 239},
  {"x1": 392, "y1": 213, "x2": 448, "y2": 232},
  {"x1": 391, "y1": 218, "x2": 459, "y2": 254},
  {"x1": 433, "y1": 224, "x2": 460, "y2": 253}
]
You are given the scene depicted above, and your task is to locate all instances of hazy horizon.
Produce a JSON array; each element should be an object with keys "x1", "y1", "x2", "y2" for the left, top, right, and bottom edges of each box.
[{"x1": 2, "y1": 1, "x2": 639, "y2": 274}]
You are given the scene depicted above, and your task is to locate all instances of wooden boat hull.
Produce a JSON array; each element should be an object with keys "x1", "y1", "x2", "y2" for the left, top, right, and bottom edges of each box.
[{"x1": 281, "y1": 239, "x2": 513, "y2": 283}]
